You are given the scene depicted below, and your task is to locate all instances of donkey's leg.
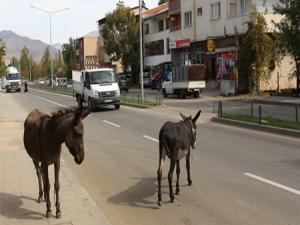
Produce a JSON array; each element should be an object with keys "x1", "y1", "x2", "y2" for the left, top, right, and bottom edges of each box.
[
  {"x1": 54, "y1": 159, "x2": 61, "y2": 218},
  {"x1": 186, "y1": 151, "x2": 192, "y2": 186},
  {"x1": 175, "y1": 160, "x2": 181, "y2": 195},
  {"x1": 42, "y1": 164, "x2": 51, "y2": 218},
  {"x1": 157, "y1": 147, "x2": 166, "y2": 206},
  {"x1": 33, "y1": 161, "x2": 43, "y2": 203},
  {"x1": 168, "y1": 160, "x2": 176, "y2": 202}
]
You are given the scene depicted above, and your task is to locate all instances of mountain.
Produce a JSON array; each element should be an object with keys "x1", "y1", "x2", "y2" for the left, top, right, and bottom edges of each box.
[{"x1": 0, "y1": 30, "x2": 59, "y2": 62}]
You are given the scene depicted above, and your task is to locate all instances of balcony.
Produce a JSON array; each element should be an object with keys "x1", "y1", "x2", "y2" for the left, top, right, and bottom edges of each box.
[
  {"x1": 170, "y1": 25, "x2": 181, "y2": 32},
  {"x1": 169, "y1": 0, "x2": 181, "y2": 15}
]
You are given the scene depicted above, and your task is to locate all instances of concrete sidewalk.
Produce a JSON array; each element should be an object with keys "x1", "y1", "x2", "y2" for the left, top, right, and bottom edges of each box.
[{"x1": 0, "y1": 93, "x2": 111, "y2": 225}]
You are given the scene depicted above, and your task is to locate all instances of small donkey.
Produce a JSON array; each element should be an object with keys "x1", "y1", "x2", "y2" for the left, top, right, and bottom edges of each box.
[{"x1": 157, "y1": 110, "x2": 201, "y2": 206}]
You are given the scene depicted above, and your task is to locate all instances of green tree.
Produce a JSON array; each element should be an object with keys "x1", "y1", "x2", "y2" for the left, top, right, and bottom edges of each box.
[
  {"x1": 237, "y1": 12, "x2": 279, "y2": 94},
  {"x1": 0, "y1": 39, "x2": 6, "y2": 76},
  {"x1": 41, "y1": 47, "x2": 51, "y2": 77},
  {"x1": 273, "y1": 0, "x2": 300, "y2": 93},
  {"x1": 101, "y1": 6, "x2": 139, "y2": 74},
  {"x1": 62, "y1": 38, "x2": 76, "y2": 79},
  {"x1": 158, "y1": 0, "x2": 167, "y2": 5},
  {"x1": 10, "y1": 57, "x2": 20, "y2": 69},
  {"x1": 20, "y1": 47, "x2": 30, "y2": 80}
]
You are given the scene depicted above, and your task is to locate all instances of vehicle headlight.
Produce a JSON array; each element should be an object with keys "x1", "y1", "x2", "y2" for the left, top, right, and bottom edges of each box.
[
  {"x1": 116, "y1": 90, "x2": 120, "y2": 96},
  {"x1": 94, "y1": 91, "x2": 99, "y2": 97}
]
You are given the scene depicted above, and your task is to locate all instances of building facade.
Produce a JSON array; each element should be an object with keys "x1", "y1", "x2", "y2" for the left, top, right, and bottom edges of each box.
[
  {"x1": 143, "y1": 3, "x2": 171, "y2": 78},
  {"x1": 75, "y1": 31, "x2": 100, "y2": 70}
]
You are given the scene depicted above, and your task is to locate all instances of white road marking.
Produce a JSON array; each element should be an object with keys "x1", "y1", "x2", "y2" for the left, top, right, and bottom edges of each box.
[
  {"x1": 143, "y1": 135, "x2": 159, "y2": 143},
  {"x1": 102, "y1": 120, "x2": 121, "y2": 128},
  {"x1": 244, "y1": 173, "x2": 300, "y2": 196},
  {"x1": 33, "y1": 95, "x2": 68, "y2": 108}
]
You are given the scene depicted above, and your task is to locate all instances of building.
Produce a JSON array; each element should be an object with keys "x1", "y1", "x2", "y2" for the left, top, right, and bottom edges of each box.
[
  {"x1": 168, "y1": 0, "x2": 295, "y2": 91},
  {"x1": 75, "y1": 31, "x2": 100, "y2": 70},
  {"x1": 143, "y1": 3, "x2": 171, "y2": 78}
]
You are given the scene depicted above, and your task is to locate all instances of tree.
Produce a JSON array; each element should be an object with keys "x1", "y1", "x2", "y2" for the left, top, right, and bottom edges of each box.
[
  {"x1": 158, "y1": 0, "x2": 167, "y2": 5},
  {"x1": 41, "y1": 47, "x2": 51, "y2": 77},
  {"x1": 62, "y1": 38, "x2": 76, "y2": 79},
  {"x1": 10, "y1": 57, "x2": 20, "y2": 69},
  {"x1": 20, "y1": 47, "x2": 30, "y2": 80},
  {"x1": 0, "y1": 39, "x2": 6, "y2": 76},
  {"x1": 237, "y1": 12, "x2": 279, "y2": 94},
  {"x1": 101, "y1": 7, "x2": 139, "y2": 75},
  {"x1": 54, "y1": 51, "x2": 65, "y2": 77},
  {"x1": 273, "y1": 0, "x2": 300, "y2": 93}
]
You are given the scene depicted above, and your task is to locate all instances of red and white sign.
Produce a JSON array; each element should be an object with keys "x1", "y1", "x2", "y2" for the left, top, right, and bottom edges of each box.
[{"x1": 176, "y1": 39, "x2": 190, "y2": 48}]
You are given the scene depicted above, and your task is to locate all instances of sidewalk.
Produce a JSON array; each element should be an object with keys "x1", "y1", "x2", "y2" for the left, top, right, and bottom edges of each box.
[{"x1": 0, "y1": 93, "x2": 111, "y2": 225}]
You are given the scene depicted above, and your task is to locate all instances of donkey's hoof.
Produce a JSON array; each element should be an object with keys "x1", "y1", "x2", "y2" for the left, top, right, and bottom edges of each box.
[
  {"x1": 158, "y1": 201, "x2": 162, "y2": 206},
  {"x1": 188, "y1": 180, "x2": 193, "y2": 186},
  {"x1": 56, "y1": 211, "x2": 61, "y2": 219},
  {"x1": 170, "y1": 196, "x2": 175, "y2": 203},
  {"x1": 45, "y1": 210, "x2": 52, "y2": 218},
  {"x1": 37, "y1": 197, "x2": 43, "y2": 203},
  {"x1": 175, "y1": 189, "x2": 180, "y2": 195}
]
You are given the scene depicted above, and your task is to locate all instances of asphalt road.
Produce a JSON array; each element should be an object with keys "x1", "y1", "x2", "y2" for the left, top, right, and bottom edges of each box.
[{"x1": 10, "y1": 88, "x2": 300, "y2": 225}]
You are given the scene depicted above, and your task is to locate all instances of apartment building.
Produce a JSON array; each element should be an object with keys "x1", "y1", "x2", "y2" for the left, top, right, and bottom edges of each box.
[
  {"x1": 168, "y1": 0, "x2": 295, "y2": 91},
  {"x1": 143, "y1": 3, "x2": 171, "y2": 77},
  {"x1": 75, "y1": 31, "x2": 100, "y2": 70}
]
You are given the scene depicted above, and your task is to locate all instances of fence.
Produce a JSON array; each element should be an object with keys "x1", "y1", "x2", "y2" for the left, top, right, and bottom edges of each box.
[{"x1": 217, "y1": 99, "x2": 300, "y2": 124}]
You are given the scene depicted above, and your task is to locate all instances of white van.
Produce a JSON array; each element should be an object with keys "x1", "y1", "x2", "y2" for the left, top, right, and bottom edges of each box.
[{"x1": 72, "y1": 68, "x2": 121, "y2": 110}]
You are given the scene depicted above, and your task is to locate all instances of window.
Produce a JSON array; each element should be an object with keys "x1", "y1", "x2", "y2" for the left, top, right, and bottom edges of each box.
[
  {"x1": 197, "y1": 8, "x2": 203, "y2": 16},
  {"x1": 158, "y1": 20, "x2": 164, "y2": 32},
  {"x1": 145, "y1": 23, "x2": 149, "y2": 35},
  {"x1": 166, "y1": 38, "x2": 170, "y2": 54},
  {"x1": 228, "y1": 0, "x2": 237, "y2": 18},
  {"x1": 184, "y1": 11, "x2": 192, "y2": 28},
  {"x1": 210, "y1": 2, "x2": 221, "y2": 20},
  {"x1": 166, "y1": 18, "x2": 170, "y2": 30},
  {"x1": 145, "y1": 40, "x2": 164, "y2": 57},
  {"x1": 240, "y1": 0, "x2": 251, "y2": 16}
]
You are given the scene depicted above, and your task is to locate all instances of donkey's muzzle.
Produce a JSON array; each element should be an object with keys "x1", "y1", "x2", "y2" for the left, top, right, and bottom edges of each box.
[{"x1": 74, "y1": 151, "x2": 84, "y2": 165}]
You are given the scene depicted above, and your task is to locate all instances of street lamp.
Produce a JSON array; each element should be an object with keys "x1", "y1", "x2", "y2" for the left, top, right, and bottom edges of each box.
[
  {"x1": 30, "y1": 5, "x2": 69, "y2": 87},
  {"x1": 139, "y1": 0, "x2": 144, "y2": 102},
  {"x1": 28, "y1": 35, "x2": 38, "y2": 83}
]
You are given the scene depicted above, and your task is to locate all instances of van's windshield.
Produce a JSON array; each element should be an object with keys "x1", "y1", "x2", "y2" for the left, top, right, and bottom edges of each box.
[
  {"x1": 89, "y1": 71, "x2": 115, "y2": 84},
  {"x1": 6, "y1": 74, "x2": 21, "y2": 80}
]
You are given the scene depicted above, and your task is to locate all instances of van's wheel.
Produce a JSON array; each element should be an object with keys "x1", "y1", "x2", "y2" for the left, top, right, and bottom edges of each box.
[
  {"x1": 162, "y1": 89, "x2": 167, "y2": 97},
  {"x1": 193, "y1": 91, "x2": 200, "y2": 98},
  {"x1": 115, "y1": 104, "x2": 120, "y2": 110},
  {"x1": 179, "y1": 90, "x2": 185, "y2": 99}
]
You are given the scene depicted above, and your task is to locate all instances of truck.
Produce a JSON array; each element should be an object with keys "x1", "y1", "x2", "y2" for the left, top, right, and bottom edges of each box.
[
  {"x1": 4, "y1": 66, "x2": 21, "y2": 92},
  {"x1": 161, "y1": 65, "x2": 206, "y2": 99},
  {"x1": 72, "y1": 68, "x2": 121, "y2": 110}
]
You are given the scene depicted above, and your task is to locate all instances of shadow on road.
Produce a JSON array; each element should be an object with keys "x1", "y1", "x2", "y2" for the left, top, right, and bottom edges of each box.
[
  {"x1": 107, "y1": 177, "x2": 160, "y2": 210},
  {"x1": 0, "y1": 192, "x2": 44, "y2": 220}
]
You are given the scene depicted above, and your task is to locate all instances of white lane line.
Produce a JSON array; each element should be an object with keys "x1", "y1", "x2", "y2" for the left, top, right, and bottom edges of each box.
[
  {"x1": 143, "y1": 135, "x2": 159, "y2": 143},
  {"x1": 244, "y1": 173, "x2": 300, "y2": 196},
  {"x1": 33, "y1": 95, "x2": 68, "y2": 108},
  {"x1": 102, "y1": 120, "x2": 121, "y2": 128}
]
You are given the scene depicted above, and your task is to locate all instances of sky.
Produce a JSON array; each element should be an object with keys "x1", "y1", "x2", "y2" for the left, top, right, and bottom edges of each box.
[{"x1": 0, "y1": 0, "x2": 158, "y2": 45}]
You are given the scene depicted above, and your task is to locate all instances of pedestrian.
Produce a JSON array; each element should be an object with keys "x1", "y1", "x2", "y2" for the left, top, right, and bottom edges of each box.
[{"x1": 24, "y1": 81, "x2": 28, "y2": 93}]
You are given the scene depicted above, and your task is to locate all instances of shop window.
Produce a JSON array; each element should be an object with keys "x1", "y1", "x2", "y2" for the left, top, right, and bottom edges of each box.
[
  {"x1": 210, "y1": 2, "x2": 221, "y2": 20},
  {"x1": 197, "y1": 8, "x2": 203, "y2": 16}
]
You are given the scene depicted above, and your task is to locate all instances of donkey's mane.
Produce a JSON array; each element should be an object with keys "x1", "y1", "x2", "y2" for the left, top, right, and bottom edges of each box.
[{"x1": 51, "y1": 108, "x2": 76, "y2": 119}]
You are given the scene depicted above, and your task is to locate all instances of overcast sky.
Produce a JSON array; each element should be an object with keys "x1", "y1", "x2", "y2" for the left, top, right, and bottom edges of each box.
[{"x1": 0, "y1": 0, "x2": 158, "y2": 45}]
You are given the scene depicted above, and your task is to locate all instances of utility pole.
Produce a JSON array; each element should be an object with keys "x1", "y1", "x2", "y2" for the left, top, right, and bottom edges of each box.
[
  {"x1": 30, "y1": 5, "x2": 69, "y2": 87},
  {"x1": 139, "y1": 0, "x2": 144, "y2": 102}
]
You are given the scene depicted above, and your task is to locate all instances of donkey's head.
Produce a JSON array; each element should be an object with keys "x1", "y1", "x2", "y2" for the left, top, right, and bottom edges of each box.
[
  {"x1": 180, "y1": 110, "x2": 201, "y2": 149},
  {"x1": 64, "y1": 107, "x2": 90, "y2": 165}
]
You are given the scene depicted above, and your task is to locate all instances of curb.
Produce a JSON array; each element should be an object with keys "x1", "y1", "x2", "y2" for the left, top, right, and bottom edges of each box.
[{"x1": 211, "y1": 117, "x2": 300, "y2": 138}]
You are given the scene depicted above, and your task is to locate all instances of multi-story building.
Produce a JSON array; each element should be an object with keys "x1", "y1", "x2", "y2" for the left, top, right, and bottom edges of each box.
[
  {"x1": 75, "y1": 31, "x2": 100, "y2": 70},
  {"x1": 143, "y1": 3, "x2": 171, "y2": 77},
  {"x1": 168, "y1": 0, "x2": 295, "y2": 91}
]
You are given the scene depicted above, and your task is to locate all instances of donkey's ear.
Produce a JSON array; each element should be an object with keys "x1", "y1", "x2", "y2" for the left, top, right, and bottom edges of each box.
[
  {"x1": 180, "y1": 113, "x2": 188, "y2": 121},
  {"x1": 81, "y1": 107, "x2": 91, "y2": 119},
  {"x1": 192, "y1": 110, "x2": 202, "y2": 123}
]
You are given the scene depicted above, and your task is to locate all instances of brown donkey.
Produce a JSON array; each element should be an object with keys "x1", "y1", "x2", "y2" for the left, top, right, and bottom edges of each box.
[{"x1": 23, "y1": 107, "x2": 90, "y2": 218}]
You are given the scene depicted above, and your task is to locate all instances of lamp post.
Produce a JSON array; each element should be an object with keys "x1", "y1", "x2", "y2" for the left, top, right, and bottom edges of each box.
[
  {"x1": 30, "y1": 5, "x2": 69, "y2": 87},
  {"x1": 28, "y1": 35, "x2": 38, "y2": 83},
  {"x1": 139, "y1": 0, "x2": 144, "y2": 102}
]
